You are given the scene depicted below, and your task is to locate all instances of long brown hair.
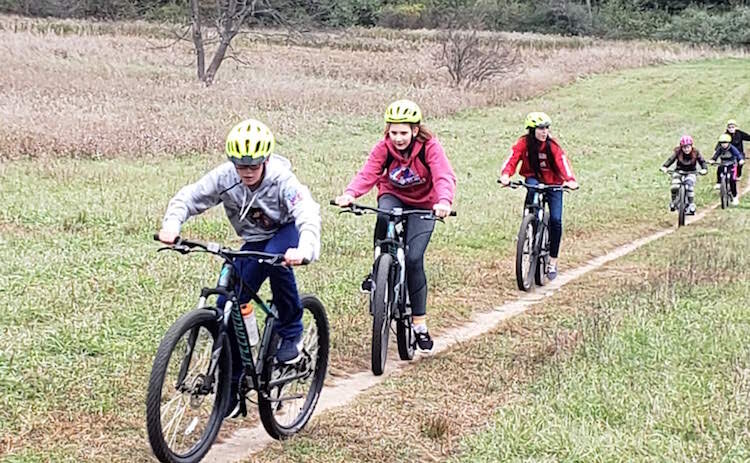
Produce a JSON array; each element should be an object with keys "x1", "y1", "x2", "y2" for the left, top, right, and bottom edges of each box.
[
  {"x1": 525, "y1": 129, "x2": 561, "y2": 178},
  {"x1": 674, "y1": 145, "x2": 698, "y2": 164},
  {"x1": 384, "y1": 122, "x2": 433, "y2": 143}
]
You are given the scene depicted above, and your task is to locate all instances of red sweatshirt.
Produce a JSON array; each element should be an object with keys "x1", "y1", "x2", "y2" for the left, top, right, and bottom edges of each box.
[
  {"x1": 345, "y1": 137, "x2": 457, "y2": 209},
  {"x1": 500, "y1": 136, "x2": 576, "y2": 184}
]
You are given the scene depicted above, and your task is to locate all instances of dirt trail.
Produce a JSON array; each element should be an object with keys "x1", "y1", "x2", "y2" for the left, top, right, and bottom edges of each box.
[{"x1": 206, "y1": 190, "x2": 736, "y2": 463}]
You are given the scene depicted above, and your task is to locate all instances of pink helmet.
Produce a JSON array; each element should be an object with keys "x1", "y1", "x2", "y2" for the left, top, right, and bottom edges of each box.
[{"x1": 679, "y1": 135, "x2": 693, "y2": 146}]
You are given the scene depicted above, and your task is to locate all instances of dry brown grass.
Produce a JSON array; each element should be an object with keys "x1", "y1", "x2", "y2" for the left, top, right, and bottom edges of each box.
[{"x1": 1, "y1": 13, "x2": 742, "y2": 160}]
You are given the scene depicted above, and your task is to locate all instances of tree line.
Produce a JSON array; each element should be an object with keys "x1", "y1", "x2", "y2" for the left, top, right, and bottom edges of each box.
[{"x1": 2, "y1": 0, "x2": 749, "y2": 45}]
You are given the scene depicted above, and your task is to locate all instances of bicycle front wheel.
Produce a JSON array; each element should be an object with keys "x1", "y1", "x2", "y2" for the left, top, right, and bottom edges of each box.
[
  {"x1": 258, "y1": 294, "x2": 330, "y2": 439},
  {"x1": 146, "y1": 308, "x2": 231, "y2": 463},
  {"x1": 720, "y1": 176, "x2": 728, "y2": 209},
  {"x1": 370, "y1": 253, "x2": 393, "y2": 375},
  {"x1": 535, "y1": 213, "x2": 550, "y2": 286},
  {"x1": 678, "y1": 185, "x2": 686, "y2": 227},
  {"x1": 516, "y1": 214, "x2": 537, "y2": 292}
]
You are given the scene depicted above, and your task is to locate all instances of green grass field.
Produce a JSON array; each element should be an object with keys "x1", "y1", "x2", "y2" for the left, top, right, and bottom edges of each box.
[
  {"x1": 1, "y1": 56, "x2": 749, "y2": 461},
  {"x1": 454, "y1": 209, "x2": 750, "y2": 463}
]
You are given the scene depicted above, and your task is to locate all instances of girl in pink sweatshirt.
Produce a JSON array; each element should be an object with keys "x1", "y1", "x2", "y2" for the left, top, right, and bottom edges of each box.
[{"x1": 335, "y1": 99, "x2": 457, "y2": 350}]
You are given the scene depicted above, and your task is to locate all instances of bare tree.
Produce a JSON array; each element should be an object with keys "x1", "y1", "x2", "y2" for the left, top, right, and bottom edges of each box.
[
  {"x1": 432, "y1": 29, "x2": 519, "y2": 89},
  {"x1": 183, "y1": 0, "x2": 325, "y2": 86}
]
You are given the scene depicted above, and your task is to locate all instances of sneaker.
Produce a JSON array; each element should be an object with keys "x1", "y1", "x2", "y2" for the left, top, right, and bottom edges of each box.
[
  {"x1": 714, "y1": 183, "x2": 721, "y2": 190},
  {"x1": 414, "y1": 330, "x2": 434, "y2": 351},
  {"x1": 547, "y1": 263, "x2": 558, "y2": 281},
  {"x1": 276, "y1": 333, "x2": 303, "y2": 363},
  {"x1": 732, "y1": 197, "x2": 740, "y2": 206},
  {"x1": 669, "y1": 202, "x2": 676, "y2": 212},
  {"x1": 687, "y1": 203, "x2": 696, "y2": 215},
  {"x1": 360, "y1": 274, "x2": 373, "y2": 292}
]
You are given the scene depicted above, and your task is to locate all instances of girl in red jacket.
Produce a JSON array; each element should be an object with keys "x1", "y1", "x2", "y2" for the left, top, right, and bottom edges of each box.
[
  {"x1": 499, "y1": 112, "x2": 578, "y2": 280},
  {"x1": 335, "y1": 99, "x2": 457, "y2": 350}
]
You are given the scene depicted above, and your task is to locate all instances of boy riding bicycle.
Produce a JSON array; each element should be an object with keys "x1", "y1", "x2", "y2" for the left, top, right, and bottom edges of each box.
[{"x1": 157, "y1": 118, "x2": 321, "y2": 416}]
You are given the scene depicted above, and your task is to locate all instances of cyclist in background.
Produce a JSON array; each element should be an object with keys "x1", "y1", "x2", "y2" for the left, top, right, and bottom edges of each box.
[
  {"x1": 334, "y1": 99, "x2": 457, "y2": 351},
  {"x1": 722, "y1": 119, "x2": 750, "y2": 179},
  {"x1": 499, "y1": 112, "x2": 578, "y2": 280},
  {"x1": 157, "y1": 118, "x2": 321, "y2": 416},
  {"x1": 712, "y1": 133, "x2": 745, "y2": 206},
  {"x1": 660, "y1": 135, "x2": 707, "y2": 215}
]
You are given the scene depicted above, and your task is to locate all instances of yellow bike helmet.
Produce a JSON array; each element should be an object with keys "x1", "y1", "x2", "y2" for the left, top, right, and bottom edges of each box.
[
  {"x1": 727, "y1": 119, "x2": 738, "y2": 127},
  {"x1": 384, "y1": 99, "x2": 422, "y2": 124},
  {"x1": 719, "y1": 133, "x2": 732, "y2": 143},
  {"x1": 524, "y1": 112, "x2": 552, "y2": 130},
  {"x1": 225, "y1": 118, "x2": 275, "y2": 166}
]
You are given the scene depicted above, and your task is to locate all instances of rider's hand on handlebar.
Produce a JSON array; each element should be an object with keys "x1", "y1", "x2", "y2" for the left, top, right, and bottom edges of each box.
[
  {"x1": 158, "y1": 229, "x2": 179, "y2": 244},
  {"x1": 499, "y1": 174, "x2": 510, "y2": 186},
  {"x1": 334, "y1": 193, "x2": 355, "y2": 207},
  {"x1": 283, "y1": 247, "x2": 308, "y2": 266},
  {"x1": 740, "y1": 159, "x2": 746, "y2": 166},
  {"x1": 563, "y1": 180, "x2": 579, "y2": 190},
  {"x1": 660, "y1": 166, "x2": 669, "y2": 173},
  {"x1": 432, "y1": 202, "x2": 451, "y2": 218}
]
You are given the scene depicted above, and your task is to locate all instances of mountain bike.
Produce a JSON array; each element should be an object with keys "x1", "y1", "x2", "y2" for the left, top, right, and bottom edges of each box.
[
  {"x1": 663, "y1": 168, "x2": 699, "y2": 227},
  {"x1": 330, "y1": 201, "x2": 455, "y2": 376},
  {"x1": 710, "y1": 160, "x2": 736, "y2": 209},
  {"x1": 500, "y1": 180, "x2": 572, "y2": 292},
  {"x1": 146, "y1": 236, "x2": 329, "y2": 463}
]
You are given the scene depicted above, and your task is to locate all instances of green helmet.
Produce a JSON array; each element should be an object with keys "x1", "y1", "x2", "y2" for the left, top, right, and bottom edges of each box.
[
  {"x1": 719, "y1": 133, "x2": 732, "y2": 143},
  {"x1": 225, "y1": 119, "x2": 275, "y2": 166},
  {"x1": 524, "y1": 112, "x2": 552, "y2": 130},
  {"x1": 384, "y1": 99, "x2": 422, "y2": 124}
]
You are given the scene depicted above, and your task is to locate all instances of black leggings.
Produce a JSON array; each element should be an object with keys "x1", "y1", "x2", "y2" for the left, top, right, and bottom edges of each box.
[{"x1": 374, "y1": 194, "x2": 435, "y2": 317}]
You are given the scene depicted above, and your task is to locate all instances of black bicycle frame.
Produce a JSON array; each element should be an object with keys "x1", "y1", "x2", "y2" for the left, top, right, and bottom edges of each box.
[{"x1": 195, "y1": 261, "x2": 279, "y2": 393}]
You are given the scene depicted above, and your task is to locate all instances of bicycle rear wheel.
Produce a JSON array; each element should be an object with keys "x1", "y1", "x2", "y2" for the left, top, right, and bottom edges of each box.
[
  {"x1": 258, "y1": 294, "x2": 329, "y2": 439},
  {"x1": 677, "y1": 185, "x2": 686, "y2": 227},
  {"x1": 370, "y1": 254, "x2": 393, "y2": 375},
  {"x1": 146, "y1": 308, "x2": 231, "y2": 463},
  {"x1": 515, "y1": 214, "x2": 537, "y2": 292},
  {"x1": 535, "y1": 213, "x2": 550, "y2": 286}
]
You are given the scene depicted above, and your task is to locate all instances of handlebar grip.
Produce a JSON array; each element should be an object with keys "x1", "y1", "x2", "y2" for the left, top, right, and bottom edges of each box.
[
  {"x1": 301, "y1": 258, "x2": 311, "y2": 265},
  {"x1": 449, "y1": 211, "x2": 457, "y2": 217},
  {"x1": 329, "y1": 199, "x2": 338, "y2": 206},
  {"x1": 154, "y1": 233, "x2": 179, "y2": 244}
]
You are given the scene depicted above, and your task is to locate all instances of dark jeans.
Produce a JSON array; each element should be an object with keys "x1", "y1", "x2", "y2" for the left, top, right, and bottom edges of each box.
[
  {"x1": 718, "y1": 164, "x2": 738, "y2": 197},
  {"x1": 524, "y1": 177, "x2": 564, "y2": 259},
  {"x1": 374, "y1": 194, "x2": 435, "y2": 317},
  {"x1": 218, "y1": 222, "x2": 303, "y2": 383}
]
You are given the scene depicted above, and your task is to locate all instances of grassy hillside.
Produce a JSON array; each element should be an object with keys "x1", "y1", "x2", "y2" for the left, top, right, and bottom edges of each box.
[{"x1": 1, "y1": 16, "x2": 749, "y2": 461}]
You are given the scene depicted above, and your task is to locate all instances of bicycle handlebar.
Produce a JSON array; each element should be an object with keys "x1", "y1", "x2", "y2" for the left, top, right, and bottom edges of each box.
[
  {"x1": 153, "y1": 234, "x2": 308, "y2": 266},
  {"x1": 328, "y1": 200, "x2": 456, "y2": 219},
  {"x1": 663, "y1": 169, "x2": 703, "y2": 176},
  {"x1": 497, "y1": 179, "x2": 575, "y2": 192},
  {"x1": 708, "y1": 159, "x2": 741, "y2": 166}
]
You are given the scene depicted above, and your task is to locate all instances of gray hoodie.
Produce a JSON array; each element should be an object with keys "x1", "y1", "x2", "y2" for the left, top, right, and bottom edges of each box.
[{"x1": 162, "y1": 155, "x2": 321, "y2": 261}]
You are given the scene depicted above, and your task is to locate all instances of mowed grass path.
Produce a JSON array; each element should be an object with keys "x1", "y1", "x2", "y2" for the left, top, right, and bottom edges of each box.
[{"x1": 1, "y1": 58, "x2": 749, "y2": 461}]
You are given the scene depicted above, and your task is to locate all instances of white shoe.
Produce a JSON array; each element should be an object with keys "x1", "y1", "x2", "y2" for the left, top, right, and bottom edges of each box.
[
  {"x1": 714, "y1": 184, "x2": 721, "y2": 190},
  {"x1": 732, "y1": 197, "x2": 739, "y2": 206}
]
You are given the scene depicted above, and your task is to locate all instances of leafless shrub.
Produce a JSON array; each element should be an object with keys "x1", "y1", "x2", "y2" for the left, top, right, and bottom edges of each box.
[{"x1": 432, "y1": 28, "x2": 519, "y2": 89}]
